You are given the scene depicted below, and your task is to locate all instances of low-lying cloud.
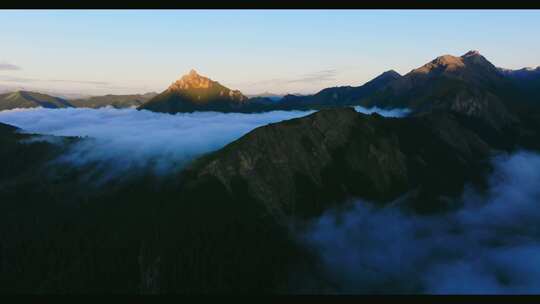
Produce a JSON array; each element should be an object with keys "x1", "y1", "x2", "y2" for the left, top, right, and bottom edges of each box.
[
  {"x1": 0, "y1": 107, "x2": 313, "y2": 175},
  {"x1": 0, "y1": 106, "x2": 409, "y2": 180},
  {"x1": 300, "y1": 151, "x2": 540, "y2": 294}
]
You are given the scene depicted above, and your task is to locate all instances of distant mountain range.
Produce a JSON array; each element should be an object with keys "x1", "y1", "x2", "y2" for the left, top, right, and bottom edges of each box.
[
  {"x1": 0, "y1": 90, "x2": 158, "y2": 111},
  {"x1": 0, "y1": 91, "x2": 73, "y2": 111},
  {"x1": 69, "y1": 92, "x2": 158, "y2": 109},
  {"x1": 137, "y1": 51, "x2": 540, "y2": 122},
  {"x1": 499, "y1": 66, "x2": 540, "y2": 98},
  {"x1": 246, "y1": 92, "x2": 284, "y2": 100},
  {"x1": 274, "y1": 69, "x2": 401, "y2": 110},
  {"x1": 137, "y1": 69, "x2": 402, "y2": 113},
  {"x1": 1, "y1": 51, "x2": 539, "y2": 118}
]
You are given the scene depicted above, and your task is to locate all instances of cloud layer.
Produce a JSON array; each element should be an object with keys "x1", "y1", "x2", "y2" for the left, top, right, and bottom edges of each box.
[
  {"x1": 0, "y1": 63, "x2": 21, "y2": 71},
  {"x1": 0, "y1": 107, "x2": 312, "y2": 175},
  {"x1": 301, "y1": 151, "x2": 540, "y2": 294},
  {"x1": 0, "y1": 106, "x2": 409, "y2": 180}
]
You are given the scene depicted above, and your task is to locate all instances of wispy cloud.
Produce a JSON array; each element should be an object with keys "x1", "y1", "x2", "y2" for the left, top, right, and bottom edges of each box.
[
  {"x1": 0, "y1": 75, "x2": 109, "y2": 86},
  {"x1": 287, "y1": 69, "x2": 338, "y2": 83},
  {"x1": 239, "y1": 69, "x2": 340, "y2": 88},
  {"x1": 301, "y1": 151, "x2": 540, "y2": 294},
  {"x1": 47, "y1": 79, "x2": 110, "y2": 86},
  {"x1": 0, "y1": 63, "x2": 21, "y2": 71}
]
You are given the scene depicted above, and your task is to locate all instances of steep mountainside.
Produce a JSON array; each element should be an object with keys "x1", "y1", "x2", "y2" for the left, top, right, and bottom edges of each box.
[
  {"x1": 186, "y1": 107, "x2": 515, "y2": 218},
  {"x1": 0, "y1": 91, "x2": 73, "y2": 111},
  {"x1": 138, "y1": 70, "x2": 249, "y2": 113},
  {"x1": 362, "y1": 51, "x2": 521, "y2": 129},
  {"x1": 1, "y1": 105, "x2": 539, "y2": 293},
  {"x1": 0, "y1": 121, "x2": 306, "y2": 294},
  {"x1": 69, "y1": 92, "x2": 157, "y2": 108}
]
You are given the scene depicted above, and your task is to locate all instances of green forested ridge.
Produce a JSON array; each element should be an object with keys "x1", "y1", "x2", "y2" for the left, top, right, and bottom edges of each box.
[
  {"x1": 69, "y1": 93, "x2": 157, "y2": 109},
  {"x1": 0, "y1": 91, "x2": 73, "y2": 111}
]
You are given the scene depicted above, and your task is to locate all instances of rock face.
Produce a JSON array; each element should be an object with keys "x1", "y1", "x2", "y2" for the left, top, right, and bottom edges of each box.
[
  {"x1": 0, "y1": 91, "x2": 73, "y2": 111},
  {"x1": 361, "y1": 51, "x2": 521, "y2": 130},
  {"x1": 138, "y1": 70, "x2": 249, "y2": 113},
  {"x1": 187, "y1": 107, "x2": 493, "y2": 218}
]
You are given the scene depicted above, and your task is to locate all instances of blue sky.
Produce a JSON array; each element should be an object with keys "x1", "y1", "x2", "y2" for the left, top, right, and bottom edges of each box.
[{"x1": 1, "y1": 10, "x2": 539, "y2": 96}]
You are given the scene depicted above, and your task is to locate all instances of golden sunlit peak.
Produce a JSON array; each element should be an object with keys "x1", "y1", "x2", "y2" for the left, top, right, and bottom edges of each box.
[{"x1": 167, "y1": 69, "x2": 215, "y2": 91}]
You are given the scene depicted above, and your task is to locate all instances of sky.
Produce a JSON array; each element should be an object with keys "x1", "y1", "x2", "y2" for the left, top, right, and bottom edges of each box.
[{"x1": 1, "y1": 10, "x2": 540, "y2": 96}]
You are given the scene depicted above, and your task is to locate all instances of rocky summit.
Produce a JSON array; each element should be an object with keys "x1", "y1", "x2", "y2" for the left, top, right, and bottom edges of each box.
[
  {"x1": 361, "y1": 50, "x2": 521, "y2": 130},
  {"x1": 138, "y1": 69, "x2": 248, "y2": 113}
]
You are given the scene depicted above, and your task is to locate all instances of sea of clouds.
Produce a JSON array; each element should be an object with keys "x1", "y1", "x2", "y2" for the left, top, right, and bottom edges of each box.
[
  {"x1": 301, "y1": 151, "x2": 540, "y2": 294},
  {"x1": 0, "y1": 106, "x2": 409, "y2": 177},
  {"x1": 1, "y1": 105, "x2": 538, "y2": 294}
]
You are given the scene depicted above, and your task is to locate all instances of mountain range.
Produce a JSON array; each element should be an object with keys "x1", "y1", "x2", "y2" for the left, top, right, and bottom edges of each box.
[
  {"x1": 1, "y1": 50, "x2": 540, "y2": 293},
  {"x1": 0, "y1": 90, "x2": 158, "y2": 111},
  {"x1": 69, "y1": 92, "x2": 158, "y2": 109},
  {"x1": 137, "y1": 50, "x2": 539, "y2": 120},
  {"x1": 1, "y1": 51, "x2": 538, "y2": 118},
  {"x1": 0, "y1": 91, "x2": 73, "y2": 111}
]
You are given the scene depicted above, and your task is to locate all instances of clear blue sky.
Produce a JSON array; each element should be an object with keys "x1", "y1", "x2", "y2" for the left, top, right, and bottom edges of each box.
[{"x1": 1, "y1": 10, "x2": 539, "y2": 96}]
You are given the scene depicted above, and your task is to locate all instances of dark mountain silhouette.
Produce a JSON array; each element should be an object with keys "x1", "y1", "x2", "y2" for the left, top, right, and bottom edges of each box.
[
  {"x1": 246, "y1": 92, "x2": 284, "y2": 100},
  {"x1": 499, "y1": 66, "x2": 540, "y2": 102},
  {"x1": 499, "y1": 66, "x2": 540, "y2": 80},
  {"x1": 0, "y1": 122, "x2": 306, "y2": 294},
  {"x1": 0, "y1": 91, "x2": 73, "y2": 111},
  {"x1": 275, "y1": 70, "x2": 401, "y2": 110}
]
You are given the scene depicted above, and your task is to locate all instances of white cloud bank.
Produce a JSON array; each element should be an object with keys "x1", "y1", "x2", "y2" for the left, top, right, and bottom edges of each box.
[
  {"x1": 301, "y1": 151, "x2": 540, "y2": 294},
  {"x1": 0, "y1": 106, "x2": 409, "y2": 178}
]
